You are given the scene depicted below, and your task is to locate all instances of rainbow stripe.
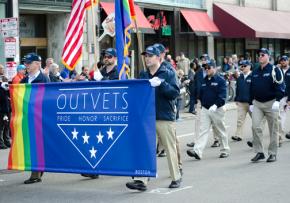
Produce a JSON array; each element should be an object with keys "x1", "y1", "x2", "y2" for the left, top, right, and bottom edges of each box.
[{"x1": 8, "y1": 84, "x2": 45, "y2": 171}]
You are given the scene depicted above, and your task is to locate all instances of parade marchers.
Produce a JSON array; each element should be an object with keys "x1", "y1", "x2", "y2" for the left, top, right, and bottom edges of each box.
[{"x1": 0, "y1": 47, "x2": 290, "y2": 191}]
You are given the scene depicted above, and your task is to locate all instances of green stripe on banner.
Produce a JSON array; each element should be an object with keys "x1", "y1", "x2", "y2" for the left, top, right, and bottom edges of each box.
[{"x1": 22, "y1": 85, "x2": 32, "y2": 170}]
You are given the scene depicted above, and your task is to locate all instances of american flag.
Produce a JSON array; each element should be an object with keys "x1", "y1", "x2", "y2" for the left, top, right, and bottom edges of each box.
[{"x1": 62, "y1": 0, "x2": 97, "y2": 71}]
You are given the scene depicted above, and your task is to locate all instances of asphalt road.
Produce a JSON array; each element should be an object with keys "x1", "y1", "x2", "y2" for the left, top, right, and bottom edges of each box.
[{"x1": 1, "y1": 105, "x2": 290, "y2": 203}]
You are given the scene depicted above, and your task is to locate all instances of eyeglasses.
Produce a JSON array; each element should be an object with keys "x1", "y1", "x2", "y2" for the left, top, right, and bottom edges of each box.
[
  {"x1": 144, "y1": 54, "x2": 154, "y2": 58},
  {"x1": 240, "y1": 65, "x2": 247, "y2": 68},
  {"x1": 259, "y1": 54, "x2": 265, "y2": 57},
  {"x1": 104, "y1": 55, "x2": 113, "y2": 59}
]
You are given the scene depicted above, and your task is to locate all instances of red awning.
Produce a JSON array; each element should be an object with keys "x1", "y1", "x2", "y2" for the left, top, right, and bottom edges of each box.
[
  {"x1": 213, "y1": 3, "x2": 290, "y2": 39},
  {"x1": 180, "y1": 9, "x2": 220, "y2": 36},
  {"x1": 100, "y1": 2, "x2": 154, "y2": 34}
]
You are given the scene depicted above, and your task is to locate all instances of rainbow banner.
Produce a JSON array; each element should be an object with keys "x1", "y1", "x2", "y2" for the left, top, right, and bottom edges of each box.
[{"x1": 8, "y1": 80, "x2": 156, "y2": 177}]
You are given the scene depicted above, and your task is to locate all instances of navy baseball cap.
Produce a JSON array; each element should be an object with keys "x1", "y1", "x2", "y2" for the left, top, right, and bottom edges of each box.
[
  {"x1": 239, "y1": 60, "x2": 252, "y2": 66},
  {"x1": 25, "y1": 53, "x2": 42, "y2": 64},
  {"x1": 200, "y1": 53, "x2": 210, "y2": 60},
  {"x1": 141, "y1": 46, "x2": 160, "y2": 56},
  {"x1": 280, "y1": 55, "x2": 289, "y2": 61},
  {"x1": 202, "y1": 59, "x2": 216, "y2": 68},
  {"x1": 153, "y1": 43, "x2": 166, "y2": 53},
  {"x1": 258, "y1": 48, "x2": 270, "y2": 55},
  {"x1": 105, "y1": 48, "x2": 117, "y2": 57}
]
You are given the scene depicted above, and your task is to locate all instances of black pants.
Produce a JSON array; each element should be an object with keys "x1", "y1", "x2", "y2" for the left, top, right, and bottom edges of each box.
[{"x1": 0, "y1": 114, "x2": 10, "y2": 146}]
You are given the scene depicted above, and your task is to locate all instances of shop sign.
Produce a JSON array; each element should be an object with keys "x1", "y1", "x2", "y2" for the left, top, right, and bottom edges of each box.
[
  {"x1": 98, "y1": 13, "x2": 115, "y2": 42},
  {"x1": 5, "y1": 61, "x2": 17, "y2": 81},
  {"x1": 4, "y1": 37, "x2": 16, "y2": 58},
  {"x1": 245, "y1": 39, "x2": 259, "y2": 50},
  {"x1": 162, "y1": 25, "x2": 171, "y2": 36},
  {"x1": 0, "y1": 17, "x2": 18, "y2": 37}
]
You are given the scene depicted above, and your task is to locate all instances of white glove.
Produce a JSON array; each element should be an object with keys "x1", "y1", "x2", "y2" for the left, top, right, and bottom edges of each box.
[
  {"x1": 209, "y1": 104, "x2": 217, "y2": 112},
  {"x1": 94, "y1": 70, "x2": 103, "y2": 81},
  {"x1": 149, "y1": 77, "x2": 162, "y2": 87},
  {"x1": 271, "y1": 101, "x2": 280, "y2": 111},
  {"x1": 3, "y1": 115, "x2": 8, "y2": 121},
  {"x1": 1, "y1": 82, "x2": 9, "y2": 91},
  {"x1": 249, "y1": 105, "x2": 254, "y2": 112}
]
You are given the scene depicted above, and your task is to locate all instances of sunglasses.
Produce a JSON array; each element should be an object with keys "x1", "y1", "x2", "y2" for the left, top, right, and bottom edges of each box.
[
  {"x1": 259, "y1": 54, "x2": 265, "y2": 57},
  {"x1": 144, "y1": 53, "x2": 154, "y2": 58},
  {"x1": 204, "y1": 66, "x2": 212, "y2": 70},
  {"x1": 240, "y1": 65, "x2": 247, "y2": 68},
  {"x1": 104, "y1": 55, "x2": 113, "y2": 59}
]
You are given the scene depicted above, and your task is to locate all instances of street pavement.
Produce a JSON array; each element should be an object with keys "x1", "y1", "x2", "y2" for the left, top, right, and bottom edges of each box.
[{"x1": 1, "y1": 103, "x2": 290, "y2": 203}]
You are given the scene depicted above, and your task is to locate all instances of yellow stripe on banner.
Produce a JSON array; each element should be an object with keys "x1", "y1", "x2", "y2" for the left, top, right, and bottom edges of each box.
[{"x1": 14, "y1": 85, "x2": 26, "y2": 170}]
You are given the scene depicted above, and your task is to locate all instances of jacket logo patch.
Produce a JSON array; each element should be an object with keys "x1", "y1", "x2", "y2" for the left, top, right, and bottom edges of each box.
[
  {"x1": 211, "y1": 82, "x2": 218, "y2": 86},
  {"x1": 263, "y1": 73, "x2": 270, "y2": 77}
]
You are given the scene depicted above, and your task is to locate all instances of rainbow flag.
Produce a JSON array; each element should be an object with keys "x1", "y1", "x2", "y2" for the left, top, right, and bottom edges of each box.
[
  {"x1": 115, "y1": 0, "x2": 135, "y2": 80},
  {"x1": 8, "y1": 84, "x2": 46, "y2": 171},
  {"x1": 7, "y1": 81, "x2": 156, "y2": 177}
]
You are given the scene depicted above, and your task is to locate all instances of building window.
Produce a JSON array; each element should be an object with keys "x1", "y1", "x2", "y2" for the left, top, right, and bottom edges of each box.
[{"x1": 215, "y1": 38, "x2": 224, "y2": 66}]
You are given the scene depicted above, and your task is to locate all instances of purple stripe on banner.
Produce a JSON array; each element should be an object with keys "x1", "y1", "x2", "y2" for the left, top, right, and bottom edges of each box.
[{"x1": 34, "y1": 84, "x2": 45, "y2": 170}]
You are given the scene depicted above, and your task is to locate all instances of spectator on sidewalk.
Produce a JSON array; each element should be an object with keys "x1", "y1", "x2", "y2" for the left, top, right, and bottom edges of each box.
[{"x1": 12, "y1": 64, "x2": 26, "y2": 84}]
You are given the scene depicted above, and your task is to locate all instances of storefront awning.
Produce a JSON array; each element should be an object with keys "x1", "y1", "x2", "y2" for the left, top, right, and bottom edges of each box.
[
  {"x1": 100, "y1": 2, "x2": 154, "y2": 34},
  {"x1": 213, "y1": 3, "x2": 290, "y2": 39},
  {"x1": 180, "y1": 9, "x2": 220, "y2": 36}
]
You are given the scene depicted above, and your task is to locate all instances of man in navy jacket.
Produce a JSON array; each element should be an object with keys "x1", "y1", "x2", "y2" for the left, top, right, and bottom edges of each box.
[
  {"x1": 250, "y1": 48, "x2": 285, "y2": 163},
  {"x1": 21, "y1": 53, "x2": 49, "y2": 184},
  {"x1": 187, "y1": 59, "x2": 230, "y2": 160},
  {"x1": 126, "y1": 46, "x2": 181, "y2": 191},
  {"x1": 232, "y1": 60, "x2": 252, "y2": 141}
]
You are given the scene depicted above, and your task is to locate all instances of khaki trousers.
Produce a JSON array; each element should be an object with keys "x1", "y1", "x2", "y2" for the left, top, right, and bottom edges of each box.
[
  {"x1": 235, "y1": 102, "x2": 252, "y2": 137},
  {"x1": 252, "y1": 99, "x2": 279, "y2": 155},
  {"x1": 193, "y1": 107, "x2": 230, "y2": 158},
  {"x1": 134, "y1": 120, "x2": 181, "y2": 184},
  {"x1": 278, "y1": 97, "x2": 288, "y2": 138}
]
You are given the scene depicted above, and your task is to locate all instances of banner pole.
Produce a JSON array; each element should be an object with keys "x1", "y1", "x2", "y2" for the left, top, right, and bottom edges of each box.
[{"x1": 90, "y1": 0, "x2": 98, "y2": 71}]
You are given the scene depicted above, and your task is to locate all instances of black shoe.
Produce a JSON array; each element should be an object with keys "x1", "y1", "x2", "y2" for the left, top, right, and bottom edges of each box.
[
  {"x1": 219, "y1": 152, "x2": 229, "y2": 158},
  {"x1": 247, "y1": 141, "x2": 253, "y2": 148},
  {"x1": 4, "y1": 142, "x2": 11, "y2": 148},
  {"x1": 211, "y1": 140, "x2": 220, "y2": 148},
  {"x1": 266, "y1": 154, "x2": 276, "y2": 162},
  {"x1": 251, "y1": 153, "x2": 265, "y2": 162},
  {"x1": 231, "y1": 136, "x2": 242, "y2": 141},
  {"x1": 24, "y1": 178, "x2": 42, "y2": 184},
  {"x1": 191, "y1": 111, "x2": 197, "y2": 115},
  {"x1": 168, "y1": 178, "x2": 181, "y2": 188},
  {"x1": 126, "y1": 180, "x2": 147, "y2": 191},
  {"x1": 186, "y1": 149, "x2": 201, "y2": 160},
  {"x1": 81, "y1": 174, "x2": 99, "y2": 179},
  {"x1": 157, "y1": 149, "x2": 166, "y2": 157},
  {"x1": 0, "y1": 145, "x2": 8, "y2": 150},
  {"x1": 186, "y1": 142, "x2": 195, "y2": 148},
  {"x1": 286, "y1": 133, "x2": 290, "y2": 139}
]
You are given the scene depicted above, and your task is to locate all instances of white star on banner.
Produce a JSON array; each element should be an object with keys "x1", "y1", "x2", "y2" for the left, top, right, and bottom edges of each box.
[
  {"x1": 96, "y1": 131, "x2": 104, "y2": 144},
  {"x1": 71, "y1": 128, "x2": 78, "y2": 140},
  {"x1": 82, "y1": 132, "x2": 90, "y2": 144},
  {"x1": 107, "y1": 127, "x2": 114, "y2": 140},
  {"x1": 89, "y1": 146, "x2": 97, "y2": 158}
]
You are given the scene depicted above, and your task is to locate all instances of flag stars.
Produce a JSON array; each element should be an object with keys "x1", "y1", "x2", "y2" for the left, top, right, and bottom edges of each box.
[
  {"x1": 71, "y1": 128, "x2": 79, "y2": 140},
  {"x1": 107, "y1": 127, "x2": 114, "y2": 140},
  {"x1": 82, "y1": 132, "x2": 90, "y2": 144},
  {"x1": 96, "y1": 131, "x2": 104, "y2": 144},
  {"x1": 89, "y1": 146, "x2": 97, "y2": 158}
]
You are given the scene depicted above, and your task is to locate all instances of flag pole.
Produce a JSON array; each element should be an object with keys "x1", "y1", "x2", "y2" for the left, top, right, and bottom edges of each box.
[
  {"x1": 90, "y1": 0, "x2": 98, "y2": 71},
  {"x1": 133, "y1": 19, "x2": 146, "y2": 71}
]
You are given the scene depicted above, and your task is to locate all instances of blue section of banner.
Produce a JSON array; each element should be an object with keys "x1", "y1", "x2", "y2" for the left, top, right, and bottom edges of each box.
[{"x1": 40, "y1": 80, "x2": 156, "y2": 177}]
